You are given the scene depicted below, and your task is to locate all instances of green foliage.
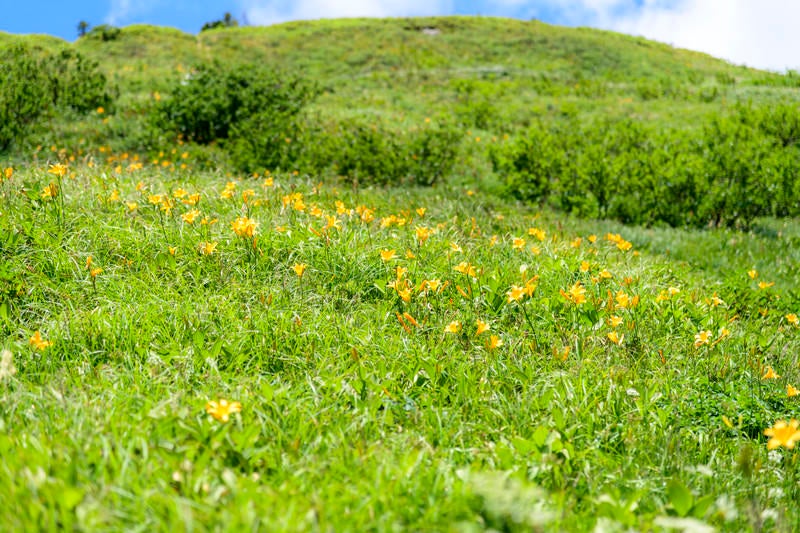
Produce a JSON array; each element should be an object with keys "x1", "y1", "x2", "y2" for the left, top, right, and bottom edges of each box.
[
  {"x1": 493, "y1": 104, "x2": 800, "y2": 228},
  {"x1": 228, "y1": 114, "x2": 462, "y2": 186},
  {"x1": 154, "y1": 61, "x2": 317, "y2": 144},
  {"x1": 85, "y1": 24, "x2": 121, "y2": 42},
  {"x1": 0, "y1": 44, "x2": 114, "y2": 151},
  {"x1": 201, "y1": 12, "x2": 239, "y2": 32}
]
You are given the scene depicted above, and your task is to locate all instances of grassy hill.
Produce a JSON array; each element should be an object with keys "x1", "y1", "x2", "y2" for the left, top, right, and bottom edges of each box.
[{"x1": 1, "y1": 19, "x2": 800, "y2": 529}]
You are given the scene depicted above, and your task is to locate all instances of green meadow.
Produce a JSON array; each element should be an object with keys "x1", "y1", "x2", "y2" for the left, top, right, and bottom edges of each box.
[{"x1": 2, "y1": 16, "x2": 800, "y2": 531}]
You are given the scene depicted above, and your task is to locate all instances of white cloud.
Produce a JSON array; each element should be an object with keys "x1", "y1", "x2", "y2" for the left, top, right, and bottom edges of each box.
[
  {"x1": 105, "y1": 0, "x2": 162, "y2": 25},
  {"x1": 532, "y1": 0, "x2": 800, "y2": 71},
  {"x1": 240, "y1": 0, "x2": 453, "y2": 26}
]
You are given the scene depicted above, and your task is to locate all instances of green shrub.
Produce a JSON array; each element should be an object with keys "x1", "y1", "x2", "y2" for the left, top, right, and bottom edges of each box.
[
  {"x1": 493, "y1": 107, "x2": 800, "y2": 228},
  {"x1": 0, "y1": 44, "x2": 114, "y2": 151},
  {"x1": 229, "y1": 114, "x2": 461, "y2": 186},
  {"x1": 154, "y1": 61, "x2": 317, "y2": 145}
]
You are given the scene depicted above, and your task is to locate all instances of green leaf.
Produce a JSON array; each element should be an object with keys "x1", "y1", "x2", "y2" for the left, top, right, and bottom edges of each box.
[{"x1": 667, "y1": 479, "x2": 693, "y2": 517}]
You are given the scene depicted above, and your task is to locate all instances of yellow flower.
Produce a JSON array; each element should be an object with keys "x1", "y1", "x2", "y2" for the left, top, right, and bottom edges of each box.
[
  {"x1": 588, "y1": 235, "x2": 597, "y2": 243},
  {"x1": 453, "y1": 262, "x2": 477, "y2": 277},
  {"x1": 762, "y1": 366, "x2": 780, "y2": 380},
  {"x1": 199, "y1": 242, "x2": 218, "y2": 256},
  {"x1": 380, "y1": 249, "x2": 397, "y2": 262},
  {"x1": 614, "y1": 291, "x2": 630, "y2": 308},
  {"x1": 788, "y1": 384, "x2": 800, "y2": 397},
  {"x1": 168, "y1": 246, "x2": 177, "y2": 256},
  {"x1": 40, "y1": 182, "x2": 58, "y2": 199},
  {"x1": 528, "y1": 227, "x2": 546, "y2": 241},
  {"x1": 570, "y1": 237, "x2": 582, "y2": 248},
  {"x1": 580, "y1": 261, "x2": 591, "y2": 273},
  {"x1": 205, "y1": 399, "x2": 242, "y2": 423},
  {"x1": 292, "y1": 263, "x2": 307, "y2": 278},
  {"x1": 787, "y1": 314, "x2": 799, "y2": 326},
  {"x1": 758, "y1": 281, "x2": 775, "y2": 290},
  {"x1": 3, "y1": 167, "x2": 12, "y2": 180},
  {"x1": 126, "y1": 201, "x2": 138, "y2": 212},
  {"x1": 748, "y1": 269, "x2": 758, "y2": 279},
  {"x1": 694, "y1": 330, "x2": 712, "y2": 347},
  {"x1": 609, "y1": 315, "x2": 623, "y2": 328},
  {"x1": 90, "y1": 267, "x2": 103, "y2": 278},
  {"x1": 415, "y1": 226, "x2": 433, "y2": 244},
  {"x1": 607, "y1": 331, "x2": 624, "y2": 345},
  {"x1": 506, "y1": 285, "x2": 525, "y2": 303},
  {"x1": 512, "y1": 237, "x2": 526, "y2": 251},
  {"x1": 444, "y1": 321, "x2": 462, "y2": 334},
  {"x1": 415, "y1": 207, "x2": 426, "y2": 217},
  {"x1": 47, "y1": 163, "x2": 67, "y2": 177},
  {"x1": 231, "y1": 216, "x2": 258, "y2": 238},
  {"x1": 560, "y1": 281, "x2": 586, "y2": 305},
  {"x1": 29, "y1": 331, "x2": 53, "y2": 351},
  {"x1": 764, "y1": 419, "x2": 800, "y2": 450},
  {"x1": 475, "y1": 319, "x2": 490, "y2": 336},
  {"x1": 486, "y1": 335, "x2": 503, "y2": 350},
  {"x1": 182, "y1": 209, "x2": 201, "y2": 225}
]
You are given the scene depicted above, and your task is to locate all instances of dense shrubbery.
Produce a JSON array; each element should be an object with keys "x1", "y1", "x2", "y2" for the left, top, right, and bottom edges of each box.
[
  {"x1": 155, "y1": 62, "x2": 462, "y2": 185},
  {"x1": 0, "y1": 45, "x2": 114, "y2": 150},
  {"x1": 154, "y1": 62, "x2": 317, "y2": 144},
  {"x1": 492, "y1": 104, "x2": 800, "y2": 227}
]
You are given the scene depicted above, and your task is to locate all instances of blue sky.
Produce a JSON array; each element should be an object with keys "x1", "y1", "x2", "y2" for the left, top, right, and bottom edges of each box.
[{"x1": 2, "y1": 1, "x2": 796, "y2": 72}]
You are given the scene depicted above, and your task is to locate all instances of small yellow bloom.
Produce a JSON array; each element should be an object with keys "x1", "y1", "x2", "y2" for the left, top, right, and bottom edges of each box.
[
  {"x1": 694, "y1": 330, "x2": 712, "y2": 347},
  {"x1": 607, "y1": 331, "x2": 624, "y2": 345},
  {"x1": 40, "y1": 182, "x2": 58, "y2": 199},
  {"x1": 444, "y1": 321, "x2": 462, "y2": 334},
  {"x1": 758, "y1": 281, "x2": 775, "y2": 290},
  {"x1": 3, "y1": 167, "x2": 12, "y2": 180},
  {"x1": 168, "y1": 246, "x2": 177, "y2": 256},
  {"x1": 486, "y1": 335, "x2": 503, "y2": 350},
  {"x1": 512, "y1": 237, "x2": 526, "y2": 251},
  {"x1": 415, "y1": 226, "x2": 433, "y2": 244},
  {"x1": 762, "y1": 366, "x2": 780, "y2": 380},
  {"x1": 561, "y1": 281, "x2": 586, "y2": 305},
  {"x1": 90, "y1": 267, "x2": 102, "y2": 278},
  {"x1": 570, "y1": 237, "x2": 582, "y2": 248},
  {"x1": 199, "y1": 242, "x2": 218, "y2": 256},
  {"x1": 788, "y1": 384, "x2": 800, "y2": 397},
  {"x1": 47, "y1": 163, "x2": 67, "y2": 177},
  {"x1": 748, "y1": 269, "x2": 758, "y2": 279},
  {"x1": 580, "y1": 261, "x2": 591, "y2": 273},
  {"x1": 231, "y1": 216, "x2": 258, "y2": 238},
  {"x1": 787, "y1": 314, "x2": 799, "y2": 326},
  {"x1": 29, "y1": 331, "x2": 53, "y2": 351},
  {"x1": 126, "y1": 201, "x2": 138, "y2": 212},
  {"x1": 764, "y1": 419, "x2": 800, "y2": 450},
  {"x1": 506, "y1": 285, "x2": 525, "y2": 303},
  {"x1": 475, "y1": 319, "x2": 490, "y2": 336},
  {"x1": 292, "y1": 263, "x2": 307, "y2": 278},
  {"x1": 205, "y1": 399, "x2": 242, "y2": 423},
  {"x1": 453, "y1": 262, "x2": 477, "y2": 277},
  {"x1": 182, "y1": 209, "x2": 201, "y2": 225},
  {"x1": 380, "y1": 249, "x2": 397, "y2": 262},
  {"x1": 609, "y1": 315, "x2": 623, "y2": 328},
  {"x1": 528, "y1": 228, "x2": 546, "y2": 241}
]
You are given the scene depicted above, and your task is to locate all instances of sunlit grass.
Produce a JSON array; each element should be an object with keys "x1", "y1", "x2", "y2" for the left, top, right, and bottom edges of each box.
[{"x1": 1, "y1": 155, "x2": 799, "y2": 530}]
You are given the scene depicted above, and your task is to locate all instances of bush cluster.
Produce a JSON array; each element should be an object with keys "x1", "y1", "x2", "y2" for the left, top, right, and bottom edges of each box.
[
  {"x1": 0, "y1": 45, "x2": 115, "y2": 151},
  {"x1": 154, "y1": 62, "x2": 462, "y2": 185},
  {"x1": 491, "y1": 104, "x2": 800, "y2": 228}
]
